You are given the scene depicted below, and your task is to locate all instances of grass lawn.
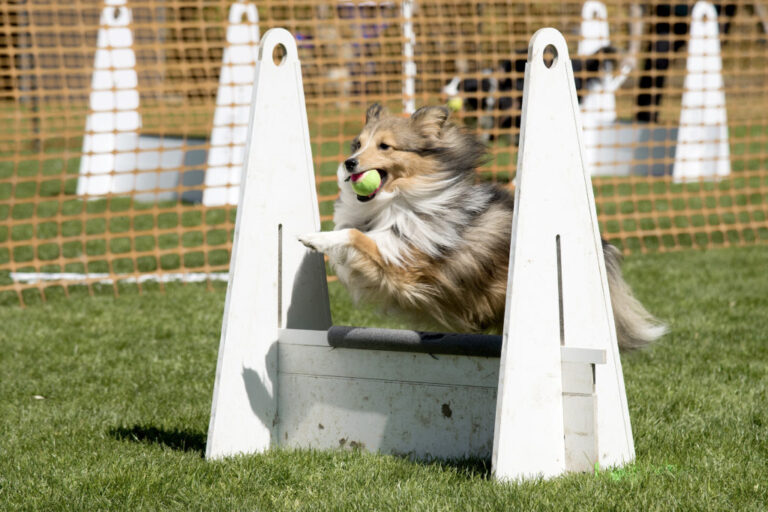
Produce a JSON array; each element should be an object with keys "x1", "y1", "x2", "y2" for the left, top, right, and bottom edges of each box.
[{"x1": 1, "y1": 245, "x2": 767, "y2": 510}]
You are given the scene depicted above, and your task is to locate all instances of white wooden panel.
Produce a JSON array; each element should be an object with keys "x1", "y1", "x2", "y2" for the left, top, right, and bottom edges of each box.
[
  {"x1": 563, "y1": 394, "x2": 597, "y2": 472},
  {"x1": 561, "y1": 362, "x2": 594, "y2": 396},
  {"x1": 493, "y1": 28, "x2": 633, "y2": 481},
  {"x1": 281, "y1": 329, "x2": 604, "y2": 364},
  {"x1": 278, "y1": 374, "x2": 496, "y2": 459},
  {"x1": 206, "y1": 29, "x2": 331, "y2": 460},
  {"x1": 279, "y1": 344, "x2": 499, "y2": 389},
  {"x1": 280, "y1": 339, "x2": 599, "y2": 394},
  {"x1": 561, "y1": 346, "x2": 605, "y2": 365},
  {"x1": 278, "y1": 329, "x2": 599, "y2": 460}
]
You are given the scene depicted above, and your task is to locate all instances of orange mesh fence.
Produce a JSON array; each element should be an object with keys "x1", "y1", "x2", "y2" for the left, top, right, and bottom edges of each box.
[{"x1": 1, "y1": 0, "x2": 767, "y2": 304}]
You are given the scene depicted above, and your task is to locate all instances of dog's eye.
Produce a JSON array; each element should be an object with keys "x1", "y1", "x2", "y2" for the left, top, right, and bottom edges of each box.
[
  {"x1": 350, "y1": 140, "x2": 360, "y2": 152},
  {"x1": 378, "y1": 142, "x2": 390, "y2": 150}
]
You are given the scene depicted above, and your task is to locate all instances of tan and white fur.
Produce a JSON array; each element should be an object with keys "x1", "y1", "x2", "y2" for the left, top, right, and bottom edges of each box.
[{"x1": 299, "y1": 104, "x2": 666, "y2": 349}]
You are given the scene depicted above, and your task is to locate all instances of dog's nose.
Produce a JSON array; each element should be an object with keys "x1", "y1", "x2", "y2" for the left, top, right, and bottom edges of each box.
[{"x1": 344, "y1": 158, "x2": 358, "y2": 172}]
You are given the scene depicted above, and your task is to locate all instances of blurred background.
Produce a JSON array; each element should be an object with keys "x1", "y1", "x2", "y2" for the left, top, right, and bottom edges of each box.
[{"x1": 1, "y1": 0, "x2": 767, "y2": 304}]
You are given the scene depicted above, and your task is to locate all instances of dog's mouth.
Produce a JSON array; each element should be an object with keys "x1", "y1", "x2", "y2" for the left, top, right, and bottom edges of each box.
[{"x1": 345, "y1": 169, "x2": 387, "y2": 202}]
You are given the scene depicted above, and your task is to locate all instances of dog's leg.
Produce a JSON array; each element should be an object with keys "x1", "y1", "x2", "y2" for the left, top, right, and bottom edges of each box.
[
  {"x1": 298, "y1": 228, "x2": 386, "y2": 268},
  {"x1": 297, "y1": 229, "x2": 353, "y2": 254}
]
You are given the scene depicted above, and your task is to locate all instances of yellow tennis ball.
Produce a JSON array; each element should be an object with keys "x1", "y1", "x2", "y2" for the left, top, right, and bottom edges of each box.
[
  {"x1": 448, "y1": 96, "x2": 463, "y2": 112},
  {"x1": 351, "y1": 170, "x2": 382, "y2": 196}
]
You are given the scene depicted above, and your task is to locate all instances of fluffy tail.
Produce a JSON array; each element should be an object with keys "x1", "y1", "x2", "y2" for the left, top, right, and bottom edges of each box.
[{"x1": 603, "y1": 242, "x2": 667, "y2": 349}]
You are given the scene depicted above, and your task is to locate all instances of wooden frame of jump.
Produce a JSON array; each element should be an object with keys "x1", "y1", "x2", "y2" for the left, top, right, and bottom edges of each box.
[{"x1": 205, "y1": 28, "x2": 635, "y2": 481}]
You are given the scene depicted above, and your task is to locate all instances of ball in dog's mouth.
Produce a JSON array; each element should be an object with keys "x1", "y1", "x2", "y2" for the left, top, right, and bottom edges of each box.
[{"x1": 348, "y1": 169, "x2": 386, "y2": 202}]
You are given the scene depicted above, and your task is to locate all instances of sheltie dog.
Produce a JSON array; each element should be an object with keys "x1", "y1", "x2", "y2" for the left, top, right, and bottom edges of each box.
[{"x1": 299, "y1": 104, "x2": 666, "y2": 349}]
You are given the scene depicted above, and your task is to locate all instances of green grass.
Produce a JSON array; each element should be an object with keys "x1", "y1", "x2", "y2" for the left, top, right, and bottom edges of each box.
[{"x1": 1, "y1": 245, "x2": 767, "y2": 510}]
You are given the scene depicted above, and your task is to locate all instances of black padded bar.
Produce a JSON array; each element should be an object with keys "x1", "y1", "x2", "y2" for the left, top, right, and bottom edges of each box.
[{"x1": 327, "y1": 325, "x2": 502, "y2": 358}]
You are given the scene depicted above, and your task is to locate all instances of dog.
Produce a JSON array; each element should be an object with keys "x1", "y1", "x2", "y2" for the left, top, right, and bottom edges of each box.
[{"x1": 298, "y1": 103, "x2": 666, "y2": 349}]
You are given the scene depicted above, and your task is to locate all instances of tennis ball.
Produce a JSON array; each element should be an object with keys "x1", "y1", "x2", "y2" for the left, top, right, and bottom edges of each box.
[
  {"x1": 447, "y1": 96, "x2": 463, "y2": 112},
  {"x1": 351, "y1": 170, "x2": 382, "y2": 196}
]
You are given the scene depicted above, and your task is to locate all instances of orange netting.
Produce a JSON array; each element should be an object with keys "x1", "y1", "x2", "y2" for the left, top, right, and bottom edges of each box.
[{"x1": 1, "y1": 0, "x2": 767, "y2": 304}]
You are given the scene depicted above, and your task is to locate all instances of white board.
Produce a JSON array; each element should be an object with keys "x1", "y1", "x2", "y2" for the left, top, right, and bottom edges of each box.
[
  {"x1": 206, "y1": 29, "x2": 332, "y2": 460},
  {"x1": 274, "y1": 329, "x2": 602, "y2": 460},
  {"x1": 492, "y1": 28, "x2": 634, "y2": 481}
]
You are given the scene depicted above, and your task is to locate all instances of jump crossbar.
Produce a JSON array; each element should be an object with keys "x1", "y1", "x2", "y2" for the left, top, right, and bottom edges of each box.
[
  {"x1": 325, "y1": 326, "x2": 605, "y2": 363},
  {"x1": 328, "y1": 325, "x2": 502, "y2": 357}
]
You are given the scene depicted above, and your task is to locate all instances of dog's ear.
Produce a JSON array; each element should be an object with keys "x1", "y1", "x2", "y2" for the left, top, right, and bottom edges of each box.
[
  {"x1": 410, "y1": 106, "x2": 450, "y2": 138},
  {"x1": 365, "y1": 103, "x2": 386, "y2": 124}
]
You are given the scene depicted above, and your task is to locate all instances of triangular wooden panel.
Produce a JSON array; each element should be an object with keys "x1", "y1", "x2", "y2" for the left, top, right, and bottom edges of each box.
[
  {"x1": 206, "y1": 28, "x2": 332, "y2": 460},
  {"x1": 492, "y1": 28, "x2": 634, "y2": 480}
]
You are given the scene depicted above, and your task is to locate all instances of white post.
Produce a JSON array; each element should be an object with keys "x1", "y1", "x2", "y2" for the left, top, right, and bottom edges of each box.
[
  {"x1": 673, "y1": 1, "x2": 730, "y2": 181},
  {"x1": 77, "y1": 0, "x2": 140, "y2": 197},
  {"x1": 578, "y1": 0, "x2": 610, "y2": 56},
  {"x1": 492, "y1": 28, "x2": 634, "y2": 481},
  {"x1": 578, "y1": 1, "x2": 618, "y2": 176},
  {"x1": 402, "y1": 0, "x2": 416, "y2": 114},
  {"x1": 203, "y1": 2, "x2": 261, "y2": 206},
  {"x1": 206, "y1": 29, "x2": 332, "y2": 460}
]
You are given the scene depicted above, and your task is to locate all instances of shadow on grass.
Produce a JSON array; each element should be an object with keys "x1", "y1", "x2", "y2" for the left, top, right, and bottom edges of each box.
[{"x1": 109, "y1": 424, "x2": 206, "y2": 456}]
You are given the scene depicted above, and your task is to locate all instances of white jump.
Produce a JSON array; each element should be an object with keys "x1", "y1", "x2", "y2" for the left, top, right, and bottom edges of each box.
[
  {"x1": 202, "y1": 1, "x2": 261, "y2": 206},
  {"x1": 206, "y1": 27, "x2": 635, "y2": 482},
  {"x1": 578, "y1": 0, "x2": 730, "y2": 180}
]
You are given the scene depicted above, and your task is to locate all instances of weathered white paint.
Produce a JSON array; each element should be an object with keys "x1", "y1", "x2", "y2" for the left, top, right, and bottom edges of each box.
[
  {"x1": 275, "y1": 329, "x2": 602, "y2": 460},
  {"x1": 562, "y1": 394, "x2": 597, "y2": 472},
  {"x1": 205, "y1": 29, "x2": 332, "y2": 460},
  {"x1": 77, "y1": 0, "x2": 141, "y2": 197},
  {"x1": 673, "y1": 1, "x2": 730, "y2": 181},
  {"x1": 492, "y1": 28, "x2": 634, "y2": 481},
  {"x1": 203, "y1": 2, "x2": 261, "y2": 206},
  {"x1": 279, "y1": 333, "x2": 497, "y2": 459}
]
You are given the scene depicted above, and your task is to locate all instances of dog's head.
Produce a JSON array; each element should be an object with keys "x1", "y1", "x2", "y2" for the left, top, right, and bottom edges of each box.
[{"x1": 339, "y1": 103, "x2": 486, "y2": 204}]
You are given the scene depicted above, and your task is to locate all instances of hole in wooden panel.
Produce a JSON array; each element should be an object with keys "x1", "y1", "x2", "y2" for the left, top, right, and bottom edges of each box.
[
  {"x1": 543, "y1": 44, "x2": 558, "y2": 69},
  {"x1": 272, "y1": 43, "x2": 287, "y2": 66}
]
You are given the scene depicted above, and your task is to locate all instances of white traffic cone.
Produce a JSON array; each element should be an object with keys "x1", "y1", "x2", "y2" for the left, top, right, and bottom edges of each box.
[
  {"x1": 578, "y1": 0, "x2": 611, "y2": 57},
  {"x1": 77, "y1": 0, "x2": 141, "y2": 197},
  {"x1": 673, "y1": 1, "x2": 730, "y2": 181},
  {"x1": 202, "y1": 1, "x2": 260, "y2": 207},
  {"x1": 579, "y1": 0, "x2": 617, "y2": 127},
  {"x1": 579, "y1": 0, "x2": 622, "y2": 176}
]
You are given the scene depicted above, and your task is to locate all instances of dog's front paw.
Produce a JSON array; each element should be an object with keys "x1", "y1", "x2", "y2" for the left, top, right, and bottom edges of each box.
[
  {"x1": 297, "y1": 232, "x2": 323, "y2": 252},
  {"x1": 297, "y1": 230, "x2": 349, "y2": 253}
]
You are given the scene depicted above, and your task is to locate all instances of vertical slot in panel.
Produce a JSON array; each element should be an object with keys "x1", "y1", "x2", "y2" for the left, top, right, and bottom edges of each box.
[
  {"x1": 278, "y1": 223, "x2": 283, "y2": 327},
  {"x1": 556, "y1": 234, "x2": 564, "y2": 346}
]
